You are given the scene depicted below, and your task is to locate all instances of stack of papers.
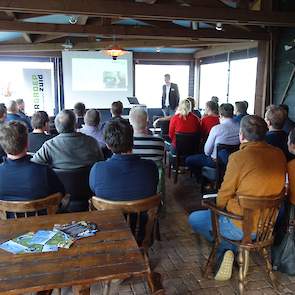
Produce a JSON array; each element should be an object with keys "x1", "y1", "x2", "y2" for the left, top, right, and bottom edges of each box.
[{"x1": 0, "y1": 221, "x2": 98, "y2": 255}]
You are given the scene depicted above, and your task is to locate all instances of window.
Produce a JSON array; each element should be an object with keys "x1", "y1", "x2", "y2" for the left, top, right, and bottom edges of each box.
[
  {"x1": 199, "y1": 57, "x2": 258, "y2": 114},
  {"x1": 135, "y1": 64, "x2": 190, "y2": 108},
  {"x1": 228, "y1": 58, "x2": 257, "y2": 114},
  {"x1": 0, "y1": 60, "x2": 55, "y2": 115},
  {"x1": 199, "y1": 62, "x2": 228, "y2": 110}
]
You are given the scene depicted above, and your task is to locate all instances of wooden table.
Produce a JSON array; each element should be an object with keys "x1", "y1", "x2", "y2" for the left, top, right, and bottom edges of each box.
[{"x1": 0, "y1": 210, "x2": 152, "y2": 295}]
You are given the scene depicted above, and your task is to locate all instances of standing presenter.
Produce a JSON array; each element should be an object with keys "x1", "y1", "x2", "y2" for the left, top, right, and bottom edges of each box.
[{"x1": 161, "y1": 74, "x2": 180, "y2": 116}]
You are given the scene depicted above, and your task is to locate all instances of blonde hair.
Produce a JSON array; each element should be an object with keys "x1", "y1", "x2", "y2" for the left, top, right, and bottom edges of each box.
[{"x1": 176, "y1": 99, "x2": 192, "y2": 118}]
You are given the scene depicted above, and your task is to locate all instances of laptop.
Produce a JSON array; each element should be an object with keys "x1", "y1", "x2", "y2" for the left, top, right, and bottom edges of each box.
[{"x1": 127, "y1": 97, "x2": 140, "y2": 105}]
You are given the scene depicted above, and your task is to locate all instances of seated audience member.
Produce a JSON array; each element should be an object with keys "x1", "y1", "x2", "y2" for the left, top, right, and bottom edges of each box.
[
  {"x1": 189, "y1": 115, "x2": 286, "y2": 281},
  {"x1": 130, "y1": 106, "x2": 165, "y2": 162},
  {"x1": 234, "y1": 101, "x2": 248, "y2": 123},
  {"x1": 110, "y1": 101, "x2": 124, "y2": 121},
  {"x1": 16, "y1": 98, "x2": 32, "y2": 130},
  {"x1": 201, "y1": 101, "x2": 220, "y2": 141},
  {"x1": 169, "y1": 98, "x2": 201, "y2": 149},
  {"x1": 0, "y1": 103, "x2": 7, "y2": 161},
  {"x1": 32, "y1": 110, "x2": 103, "y2": 170},
  {"x1": 280, "y1": 104, "x2": 295, "y2": 133},
  {"x1": 74, "y1": 102, "x2": 86, "y2": 129},
  {"x1": 265, "y1": 104, "x2": 291, "y2": 160},
  {"x1": 28, "y1": 111, "x2": 53, "y2": 153},
  {"x1": 0, "y1": 121, "x2": 64, "y2": 202},
  {"x1": 211, "y1": 96, "x2": 219, "y2": 106},
  {"x1": 187, "y1": 96, "x2": 201, "y2": 118},
  {"x1": 79, "y1": 109, "x2": 105, "y2": 148},
  {"x1": 6, "y1": 100, "x2": 32, "y2": 131},
  {"x1": 90, "y1": 118, "x2": 158, "y2": 200},
  {"x1": 186, "y1": 103, "x2": 240, "y2": 173}
]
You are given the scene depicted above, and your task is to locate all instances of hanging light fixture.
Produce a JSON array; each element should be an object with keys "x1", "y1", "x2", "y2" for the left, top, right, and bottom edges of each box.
[{"x1": 104, "y1": 45, "x2": 127, "y2": 60}]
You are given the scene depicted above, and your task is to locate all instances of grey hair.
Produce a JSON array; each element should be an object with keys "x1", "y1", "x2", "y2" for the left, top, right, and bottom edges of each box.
[
  {"x1": 54, "y1": 110, "x2": 76, "y2": 133},
  {"x1": 129, "y1": 106, "x2": 148, "y2": 131}
]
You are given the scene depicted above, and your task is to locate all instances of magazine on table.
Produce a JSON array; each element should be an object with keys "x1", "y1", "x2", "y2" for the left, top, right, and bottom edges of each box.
[{"x1": 0, "y1": 220, "x2": 98, "y2": 254}]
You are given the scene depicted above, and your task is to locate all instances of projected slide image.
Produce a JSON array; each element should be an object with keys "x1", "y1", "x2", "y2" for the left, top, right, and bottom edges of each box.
[
  {"x1": 103, "y1": 71, "x2": 126, "y2": 89},
  {"x1": 72, "y1": 58, "x2": 128, "y2": 92}
]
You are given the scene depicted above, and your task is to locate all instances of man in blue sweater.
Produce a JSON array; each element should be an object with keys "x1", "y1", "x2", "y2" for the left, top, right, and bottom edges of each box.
[
  {"x1": 89, "y1": 118, "x2": 159, "y2": 201},
  {"x1": 0, "y1": 121, "x2": 64, "y2": 202}
]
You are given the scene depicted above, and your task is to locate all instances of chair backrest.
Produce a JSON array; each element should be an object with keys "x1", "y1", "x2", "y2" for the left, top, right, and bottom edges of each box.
[
  {"x1": 158, "y1": 119, "x2": 170, "y2": 137},
  {"x1": 54, "y1": 166, "x2": 92, "y2": 212},
  {"x1": 216, "y1": 143, "x2": 240, "y2": 188},
  {"x1": 238, "y1": 190, "x2": 285, "y2": 247},
  {"x1": 90, "y1": 194, "x2": 161, "y2": 252},
  {"x1": 175, "y1": 132, "x2": 200, "y2": 157},
  {"x1": 0, "y1": 193, "x2": 63, "y2": 220}
]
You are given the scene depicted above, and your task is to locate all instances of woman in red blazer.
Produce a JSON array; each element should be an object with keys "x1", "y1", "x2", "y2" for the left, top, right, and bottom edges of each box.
[{"x1": 169, "y1": 98, "x2": 201, "y2": 148}]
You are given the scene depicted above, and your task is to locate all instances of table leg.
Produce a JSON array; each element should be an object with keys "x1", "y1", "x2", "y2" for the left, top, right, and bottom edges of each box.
[{"x1": 72, "y1": 285, "x2": 90, "y2": 295}]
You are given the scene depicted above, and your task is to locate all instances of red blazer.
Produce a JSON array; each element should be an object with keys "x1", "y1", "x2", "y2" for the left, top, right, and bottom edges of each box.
[
  {"x1": 169, "y1": 113, "x2": 201, "y2": 147},
  {"x1": 201, "y1": 115, "x2": 220, "y2": 140}
]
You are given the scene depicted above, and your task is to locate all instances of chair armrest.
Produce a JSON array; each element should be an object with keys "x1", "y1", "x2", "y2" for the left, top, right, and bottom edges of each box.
[{"x1": 202, "y1": 199, "x2": 243, "y2": 221}]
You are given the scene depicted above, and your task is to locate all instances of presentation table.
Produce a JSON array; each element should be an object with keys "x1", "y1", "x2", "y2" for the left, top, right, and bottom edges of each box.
[{"x1": 0, "y1": 210, "x2": 156, "y2": 295}]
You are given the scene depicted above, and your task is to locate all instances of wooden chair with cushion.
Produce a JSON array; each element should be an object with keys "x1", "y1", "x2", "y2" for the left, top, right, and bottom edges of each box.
[
  {"x1": 90, "y1": 194, "x2": 164, "y2": 295},
  {"x1": 0, "y1": 193, "x2": 63, "y2": 220},
  {"x1": 54, "y1": 166, "x2": 92, "y2": 212},
  {"x1": 202, "y1": 190, "x2": 285, "y2": 295}
]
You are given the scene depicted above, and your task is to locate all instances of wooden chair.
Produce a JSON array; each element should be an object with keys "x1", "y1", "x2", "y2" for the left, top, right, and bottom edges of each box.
[
  {"x1": 168, "y1": 132, "x2": 200, "y2": 184},
  {"x1": 90, "y1": 194, "x2": 161, "y2": 253},
  {"x1": 202, "y1": 190, "x2": 285, "y2": 295},
  {"x1": 0, "y1": 193, "x2": 63, "y2": 220},
  {"x1": 90, "y1": 194, "x2": 164, "y2": 295}
]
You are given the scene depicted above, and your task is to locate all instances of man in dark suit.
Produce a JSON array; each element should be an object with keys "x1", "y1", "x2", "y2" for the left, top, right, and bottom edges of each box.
[{"x1": 161, "y1": 74, "x2": 180, "y2": 116}]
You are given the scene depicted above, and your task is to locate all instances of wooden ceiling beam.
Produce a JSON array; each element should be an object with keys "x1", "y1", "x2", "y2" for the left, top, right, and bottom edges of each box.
[
  {"x1": 0, "y1": 39, "x2": 246, "y2": 52},
  {"x1": 0, "y1": 0, "x2": 293, "y2": 26},
  {"x1": 0, "y1": 20, "x2": 269, "y2": 40},
  {"x1": 4, "y1": 11, "x2": 32, "y2": 43}
]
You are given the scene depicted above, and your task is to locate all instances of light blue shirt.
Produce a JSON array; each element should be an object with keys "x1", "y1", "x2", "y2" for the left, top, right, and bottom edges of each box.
[
  {"x1": 204, "y1": 118, "x2": 240, "y2": 159},
  {"x1": 79, "y1": 124, "x2": 106, "y2": 148}
]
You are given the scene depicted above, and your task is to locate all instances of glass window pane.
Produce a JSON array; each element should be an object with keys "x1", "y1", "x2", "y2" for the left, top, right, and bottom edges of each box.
[
  {"x1": 135, "y1": 64, "x2": 190, "y2": 108},
  {"x1": 0, "y1": 61, "x2": 55, "y2": 115},
  {"x1": 199, "y1": 62, "x2": 228, "y2": 110},
  {"x1": 228, "y1": 58, "x2": 257, "y2": 114}
]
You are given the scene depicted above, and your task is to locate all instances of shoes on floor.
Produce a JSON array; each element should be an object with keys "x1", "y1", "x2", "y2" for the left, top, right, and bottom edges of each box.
[{"x1": 214, "y1": 250, "x2": 235, "y2": 281}]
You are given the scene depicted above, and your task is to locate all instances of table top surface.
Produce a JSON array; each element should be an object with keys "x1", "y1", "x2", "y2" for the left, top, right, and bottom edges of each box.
[{"x1": 0, "y1": 210, "x2": 147, "y2": 295}]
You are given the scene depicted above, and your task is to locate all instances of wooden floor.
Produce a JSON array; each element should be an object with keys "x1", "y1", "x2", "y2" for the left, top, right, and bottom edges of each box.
[{"x1": 60, "y1": 172, "x2": 295, "y2": 295}]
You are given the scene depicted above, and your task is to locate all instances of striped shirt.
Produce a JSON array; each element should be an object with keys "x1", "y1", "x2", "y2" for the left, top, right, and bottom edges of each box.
[{"x1": 133, "y1": 135, "x2": 165, "y2": 162}]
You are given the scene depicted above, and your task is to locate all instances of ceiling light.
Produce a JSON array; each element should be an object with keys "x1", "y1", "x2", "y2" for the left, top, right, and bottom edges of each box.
[
  {"x1": 69, "y1": 15, "x2": 79, "y2": 25},
  {"x1": 104, "y1": 45, "x2": 127, "y2": 60},
  {"x1": 62, "y1": 39, "x2": 73, "y2": 51},
  {"x1": 216, "y1": 22, "x2": 223, "y2": 31}
]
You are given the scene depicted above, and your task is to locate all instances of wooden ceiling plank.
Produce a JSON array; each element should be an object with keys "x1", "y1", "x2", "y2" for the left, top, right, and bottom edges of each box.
[
  {"x1": 0, "y1": 20, "x2": 269, "y2": 40},
  {"x1": 33, "y1": 34, "x2": 67, "y2": 43},
  {"x1": 0, "y1": 0, "x2": 293, "y2": 26}
]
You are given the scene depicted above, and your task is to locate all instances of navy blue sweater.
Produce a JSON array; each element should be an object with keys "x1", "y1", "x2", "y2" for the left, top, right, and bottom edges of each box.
[
  {"x1": 89, "y1": 154, "x2": 159, "y2": 201},
  {"x1": 0, "y1": 155, "x2": 64, "y2": 201}
]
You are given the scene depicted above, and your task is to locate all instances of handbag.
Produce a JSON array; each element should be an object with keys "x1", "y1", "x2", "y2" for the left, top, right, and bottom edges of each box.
[{"x1": 272, "y1": 203, "x2": 295, "y2": 275}]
